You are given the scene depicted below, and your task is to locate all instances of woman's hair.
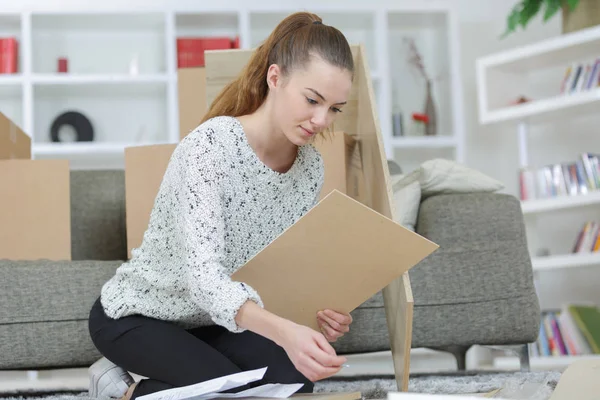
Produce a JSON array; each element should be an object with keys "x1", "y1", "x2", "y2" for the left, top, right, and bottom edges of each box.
[{"x1": 200, "y1": 11, "x2": 354, "y2": 124}]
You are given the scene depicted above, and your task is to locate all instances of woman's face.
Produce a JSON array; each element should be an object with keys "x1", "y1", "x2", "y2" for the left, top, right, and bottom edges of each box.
[{"x1": 268, "y1": 57, "x2": 353, "y2": 147}]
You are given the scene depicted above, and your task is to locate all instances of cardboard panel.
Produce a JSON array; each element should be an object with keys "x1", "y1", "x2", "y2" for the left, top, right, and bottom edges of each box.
[
  {"x1": 178, "y1": 67, "x2": 208, "y2": 140},
  {"x1": 232, "y1": 190, "x2": 437, "y2": 333},
  {"x1": 124, "y1": 144, "x2": 177, "y2": 259},
  {"x1": 0, "y1": 112, "x2": 31, "y2": 160},
  {"x1": 0, "y1": 160, "x2": 71, "y2": 260}
]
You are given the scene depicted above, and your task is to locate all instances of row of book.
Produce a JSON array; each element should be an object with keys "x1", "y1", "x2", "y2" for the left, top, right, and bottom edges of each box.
[
  {"x1": 572, "y1": 221, "x2": 600, "y2": 253},
  {"x1": 177, "y1": 36, "x2": 240, "y2": 68},
  {"x1": 529, "y1": 305, "x2": 600, "y2": 357},
  {"x1": 560, "y1": 57, "x2": 600, "y2": 94},
  {"x1": 0, "y1": 35, "x2": 242, "y2": 73},
  {"x1": 519, "y1": 153, "x2": 600, "y2": 201},
  {"x1": 0, "y1": 37, "x2": 18, "y2": 74}
]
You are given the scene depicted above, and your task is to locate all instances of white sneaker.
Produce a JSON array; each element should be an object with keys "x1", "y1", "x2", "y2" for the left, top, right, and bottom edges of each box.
[{"x1": 89, "y1": 357, "x2": 135, "y2": 399}]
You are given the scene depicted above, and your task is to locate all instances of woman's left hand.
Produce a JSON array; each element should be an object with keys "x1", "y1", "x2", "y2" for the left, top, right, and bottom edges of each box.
[{"x1": 317, "y1": 309, "x2": 352, "y2": 342}]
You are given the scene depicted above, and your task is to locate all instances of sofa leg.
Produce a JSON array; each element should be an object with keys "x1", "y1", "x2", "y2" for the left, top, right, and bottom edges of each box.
[
  {"x1": 431, "y1": 345, "x2": 470, "y2": 371},
  {"x1": 486, "y1": 344, "x2": 531, "y2": 372},
  {"x1": 518, "y1": 344, "x2": 531, "y2": 372}
]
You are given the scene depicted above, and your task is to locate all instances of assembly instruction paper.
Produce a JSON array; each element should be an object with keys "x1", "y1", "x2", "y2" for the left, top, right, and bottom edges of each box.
[{"x1": 137, "y1": 367, "x2": 304, "y2": 400}]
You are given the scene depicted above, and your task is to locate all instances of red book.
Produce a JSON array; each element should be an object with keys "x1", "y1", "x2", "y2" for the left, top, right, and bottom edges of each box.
[
  {"x1": 231, "y1": 36, "x2": 240, "y2": 49},
  {"x1": 177, "y1": 38, "x2": 204, "y2": 68},
  {"x1": 0, "y1": 37, "x2": 18, "y2": 74},
  {"x1": 176, "y1": 37, "x2": 232, "y2": 68}
]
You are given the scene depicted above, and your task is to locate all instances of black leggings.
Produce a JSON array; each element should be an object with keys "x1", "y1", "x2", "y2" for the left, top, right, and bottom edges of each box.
[{"x1": 88, "y1": 297, "x2": 313, "y2": 399}]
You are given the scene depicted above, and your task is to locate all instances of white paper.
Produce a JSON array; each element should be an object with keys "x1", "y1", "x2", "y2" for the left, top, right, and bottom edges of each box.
[
  {"x1": 136, "y1": 367, "x2": 304, "y2": 400},
  {"x1": 137, "y1": 367, "x2": 267, "y2": 400},
  {"x1": 195, "y1": 383, "x2": 305, "y2": 400}
]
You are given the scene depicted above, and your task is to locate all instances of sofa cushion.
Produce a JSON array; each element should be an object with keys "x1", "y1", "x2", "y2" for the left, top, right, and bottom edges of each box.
[
  {"x1": 0, "y1": 260, "x2": 120, "y2": 324},
  {"x1": 412, "y1": 193, "x2": 537, "y2": 307},
  {"x1": 396, "y1": 159, "x2": 504, "y2": 200},
  {"x1": 0, "y1": 320, "x2": 101, "y2": 369},
  {"x1": 391, "y1": 174, "x2": 421, "y2": 232},
  {"x1": 412, "y1": 295, "x2": 540, "y2": 347}
]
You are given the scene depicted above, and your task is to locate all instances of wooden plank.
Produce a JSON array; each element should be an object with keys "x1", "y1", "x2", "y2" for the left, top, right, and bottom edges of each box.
[{"x1": 353, "y1": 44, "x2": 414, "y2": 392}]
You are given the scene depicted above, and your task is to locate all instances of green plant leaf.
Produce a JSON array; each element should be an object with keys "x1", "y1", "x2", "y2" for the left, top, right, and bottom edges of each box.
[
  {"x1": 519, "y1": 0, "x2": 542, "y2": 28},
  {"x1": 566, "y1": 0, "x2": 580, "y2": 11},
  {"x1": 502, "y1": 6, "x2": 523, "y2": 37},
  {"x1": 544, "y1": 0, "x2": 561, "y2": 21}
]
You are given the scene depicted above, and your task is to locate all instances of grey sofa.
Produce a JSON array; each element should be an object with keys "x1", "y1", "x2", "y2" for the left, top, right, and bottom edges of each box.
[{"x1": 0, "y1": 170, "x2": 540, "y2": 371}]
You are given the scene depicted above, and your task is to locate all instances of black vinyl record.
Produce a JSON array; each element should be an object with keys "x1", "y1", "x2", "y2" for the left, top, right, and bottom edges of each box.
[{"x1": 50, "y1": 111, "x2": 94, "y2": 142}]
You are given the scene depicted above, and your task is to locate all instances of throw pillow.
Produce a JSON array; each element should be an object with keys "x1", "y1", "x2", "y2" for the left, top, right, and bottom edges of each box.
[
  {"x1": 417, "y1": 158, "x2": 504, "y2": 198},
  {"x1": 391, "y1": 174, "x2": 421, "y2": 232}
]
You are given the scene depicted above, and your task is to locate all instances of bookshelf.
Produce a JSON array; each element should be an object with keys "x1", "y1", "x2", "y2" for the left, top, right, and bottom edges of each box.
[
  {"x1": 0, "y1": 1, "x2": 465, "y2": 170},
  {"x1": 476, "y1": 25, "x2": 600, "y2": 370}
]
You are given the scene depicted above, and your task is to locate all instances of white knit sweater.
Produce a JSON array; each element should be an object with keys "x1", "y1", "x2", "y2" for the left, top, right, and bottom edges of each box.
[{"x1": 101, "y1": 116, "x2": 324, "y2": 332}]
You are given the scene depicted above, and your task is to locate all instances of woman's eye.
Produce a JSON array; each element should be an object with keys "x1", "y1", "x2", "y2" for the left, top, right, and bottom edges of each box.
[
  {"x1": 306, "y1": 97, "x2": 318, "y2": 105},
  {"x1": 331, "y1": 107, "x2": 342, "y2": 113}
]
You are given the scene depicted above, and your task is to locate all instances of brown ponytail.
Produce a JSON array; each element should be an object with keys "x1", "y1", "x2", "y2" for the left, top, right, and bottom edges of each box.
[{"x1": 200, "y1": 11, "x2": 354, "y2": 124}]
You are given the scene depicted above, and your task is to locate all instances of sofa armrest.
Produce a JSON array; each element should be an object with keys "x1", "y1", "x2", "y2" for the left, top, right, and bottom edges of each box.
[{"x1": 410, "y1": 192, "x2": 540, "y2": 347}]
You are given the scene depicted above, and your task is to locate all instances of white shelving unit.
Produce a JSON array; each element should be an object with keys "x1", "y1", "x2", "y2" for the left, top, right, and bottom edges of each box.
[
  {"x1": 476, "y1": 25, "x2": 600, "y2": 370},
  {"x1": 493, "y1": 354, "x2": 600, "y2": 371},
  {"x1": 531, "y1": 252, "x2": 600, "y2": 272},
  {"x1": 521, "y1": 190, "x2": 600, "y2": 214},
  {"x1": 0, "y1": 0, "x2": 465, "y2": 170}
]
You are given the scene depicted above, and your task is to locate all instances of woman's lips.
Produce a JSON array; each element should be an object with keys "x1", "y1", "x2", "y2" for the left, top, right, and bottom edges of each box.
[{"x1": 301, "y1": 127, "x2": 315, "y2": 136}]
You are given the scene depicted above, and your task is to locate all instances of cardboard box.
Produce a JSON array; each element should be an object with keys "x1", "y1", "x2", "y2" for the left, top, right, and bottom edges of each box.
[
  {"x1": 178, "y1": 67, "x2": 207, "y2": 140},
  {"x1": 124, "y1": 144, "x2": 176, "y2": 259},
  {"x1": 123, "y1": 66, "x2": 207, "y2": 258},
  {"x1": 0, "y1": 112, "x2": 71, "y2": 261},
  {"x1": 0, "y1": 112, "x2": 30, "y2": 159}
]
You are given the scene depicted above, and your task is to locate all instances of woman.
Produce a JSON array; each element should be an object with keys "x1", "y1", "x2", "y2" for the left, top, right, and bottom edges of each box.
[{"x1": 88, "y1": 11, "x2": 355, "y2": 400}]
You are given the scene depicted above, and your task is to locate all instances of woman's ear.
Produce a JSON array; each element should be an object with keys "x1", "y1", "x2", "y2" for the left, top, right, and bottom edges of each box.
[{"x1": 266, "y1": 64, "x2": 282, "y2": 90}]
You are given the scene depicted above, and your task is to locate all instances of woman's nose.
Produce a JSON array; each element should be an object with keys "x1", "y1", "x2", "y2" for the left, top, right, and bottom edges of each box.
[{"x1": 311, "y1": 108, "x2": 329, "y2": 129}]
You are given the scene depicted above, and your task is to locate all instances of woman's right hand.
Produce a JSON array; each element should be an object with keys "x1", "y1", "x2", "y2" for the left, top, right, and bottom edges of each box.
[{"x1": 279, "y1": 322, "x2": 347, "y2": 382}]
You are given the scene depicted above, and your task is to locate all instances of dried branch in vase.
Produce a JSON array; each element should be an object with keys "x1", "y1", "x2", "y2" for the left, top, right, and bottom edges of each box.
[
  {"x1": 403, "y1": 37, "x2": 438, "y2": 136},
  {"x1": 403, "y1": 37, "x2": 446, "y2": 83},
  {"x1": 404, "y1": 37, "x2": 429, "y2": 81}
]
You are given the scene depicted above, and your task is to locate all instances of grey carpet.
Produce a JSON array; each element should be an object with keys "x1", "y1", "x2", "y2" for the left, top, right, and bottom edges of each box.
[{"x1": 0, "y1": 371, "x2": 561, "y2": 400}]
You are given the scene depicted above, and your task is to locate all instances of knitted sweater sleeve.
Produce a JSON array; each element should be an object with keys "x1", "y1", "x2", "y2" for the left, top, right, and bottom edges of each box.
[{"x1": 174, "y1": 130, "x2": 264, "y2": 333}]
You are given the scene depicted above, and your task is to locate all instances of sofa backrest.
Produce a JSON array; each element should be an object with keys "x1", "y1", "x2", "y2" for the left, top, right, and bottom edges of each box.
[{"x1": 70, "y1": 170, "x2": 127, "y2": 261}]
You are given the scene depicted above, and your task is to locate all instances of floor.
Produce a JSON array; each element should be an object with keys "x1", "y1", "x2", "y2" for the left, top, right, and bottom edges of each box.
[{"x1": 0, "y1": 350, "x2": 465, "y2": 392}]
